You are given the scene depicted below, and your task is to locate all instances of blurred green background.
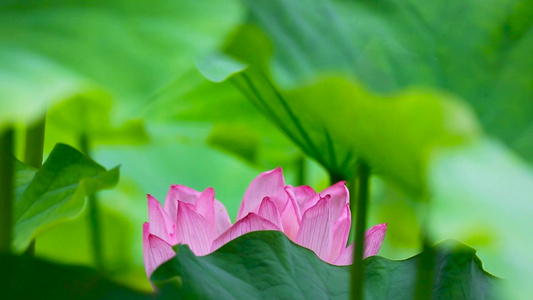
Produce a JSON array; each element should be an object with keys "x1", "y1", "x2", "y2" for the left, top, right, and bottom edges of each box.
[{"x1": 1, "y1": 0, "x2": 532, "y2": 298}]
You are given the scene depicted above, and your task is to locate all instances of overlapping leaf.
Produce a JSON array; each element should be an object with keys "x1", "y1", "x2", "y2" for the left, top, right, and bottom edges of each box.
[
  {"x1": 195, "y1": 0, "x2": 533, "y2": 192},
  {"x1": 152, "y1": 231, "x2": 499, "y2": 299},
  {"x1": 199, "y1": 27, "x2": 479, "y2": 193},
  {"x1": 141, "y1": 66, "x2": 302, "y2": 170},
  {"x1": 242, "y1": 0, "x2": 533, "y2": 163},
  {"x1": 44, "y1": 93, "x2": 149, "y2": 153},
  {"x1": 13, "y1": 143, "x2": 119, "y2": 252}
]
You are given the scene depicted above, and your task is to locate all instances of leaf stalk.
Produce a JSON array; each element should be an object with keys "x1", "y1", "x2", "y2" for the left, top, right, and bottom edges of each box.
[
  {"x1": 351, "y1": 161, "x2": 370, "y2": 300},
  {"x1": 23, "y1": 115, "x2": 46, "y2": 255},
  {"x1": 0, "y1": 127, "x2": 14, "y2": 253},
  {"x1": 80, "y1": 132, "x2": 105, "y2": 271}
]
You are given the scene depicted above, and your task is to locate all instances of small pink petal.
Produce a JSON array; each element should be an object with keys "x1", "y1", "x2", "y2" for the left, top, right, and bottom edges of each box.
[
  {"x1": 195, "y1": 187, "x2": 216, "y2": 228},
  {"x1": 364, "y1": 223, "x2": 387, "y2": 258},
  {"x1": 283, "y1": 186, "x2": 302, "y2": 222},
  {"x1": 328, "y1": 204, "x2": 351, "y2": 262},
  {"x1": 164, "y1": 185, "x2": 202, "y2": 221},
  {"x1": 291, "y1": 185, "x2": 319, "y2": 214},
  {"x1": 319, "y1": 181, "x2": 349, "y2": 220},
  {"x1": 147, "y1": 195, "x2": 176, "y2": 244},
  {"x1": 296, "y1": 195, "x2": 333, "y2": 262},
  {"x1": 333, "y1": 243, "x2": 353, "y2": 266},
  {"x1": 175, "y1": 202, "x2": 218, "y2": 256},
  {"x1": 257, "y1": 197, "x2": 283, "y2": 229},
  {"x1": 143, "y1": 223, "x2": 176, "y2": 278},
  {"x1": 214, "y1": 199, "x2": 232, "y2": 235},
  {"x1": 237, "y1": 167, "x2": 287, "y2": 220},
  {"x1": 281, "y1": 187, "x2": 301, "y2": 241},
  {"x1": 211, "y1": 213, "x2": 280, "y2": 252},
  {"x1": 332, "y1": 223, "x2": 387, "y2": 265}
]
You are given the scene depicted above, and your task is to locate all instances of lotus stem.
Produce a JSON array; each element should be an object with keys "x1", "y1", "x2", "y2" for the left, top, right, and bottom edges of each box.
[
  {"x1": 23, "y1": 115, "x2": 46, "y2": 256},
  {"x1": 351, "y1": 160, "x2": 370, "y2": 300},
  {"x1": 0, "y1": 127, "x2": 14, "y2": 253},
  {"x1": 80, "y1": 132, "x2": 104, "y2": 270},
  {"x1": 24, "y1": 115, "x2": 46, "y2": 169},
  {"x1": 414, "y1": 234, "x2": 435, "y2": 299}
]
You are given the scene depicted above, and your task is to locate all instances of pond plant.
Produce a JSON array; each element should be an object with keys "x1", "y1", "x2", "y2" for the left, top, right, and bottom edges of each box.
[{"x1": 1, "y1": 0, "x2": 531, "y2": 299}]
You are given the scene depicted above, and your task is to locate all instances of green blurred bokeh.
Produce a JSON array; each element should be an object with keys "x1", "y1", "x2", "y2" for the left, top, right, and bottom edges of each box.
[{"x1": 1, "y1": 0, "x2": 532, "y2": 298}]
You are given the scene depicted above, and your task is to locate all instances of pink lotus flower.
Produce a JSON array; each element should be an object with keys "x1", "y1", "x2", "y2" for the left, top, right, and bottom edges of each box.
[{"x1": 143, "y1": 167, "x2": 387, "y2": 278}]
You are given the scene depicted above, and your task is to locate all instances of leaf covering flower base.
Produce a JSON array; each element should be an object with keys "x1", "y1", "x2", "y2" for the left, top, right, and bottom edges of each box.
[
  {"x1": 150, "y1": 232, "x2": 499, "y2": 300},
  {"x1": 143, "y1": 167, "x2": 387, "y2": 278}
]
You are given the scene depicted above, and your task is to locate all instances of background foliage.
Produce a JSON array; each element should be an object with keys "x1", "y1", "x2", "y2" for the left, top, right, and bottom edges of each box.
[{"x1": 1, "y1": 0, "x2": 532, "y2": 298}]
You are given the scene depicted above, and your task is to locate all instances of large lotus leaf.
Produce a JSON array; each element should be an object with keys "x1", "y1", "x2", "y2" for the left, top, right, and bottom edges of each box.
[
  {"x1": 44, "y1": 92, "x2": 149, "y2": 153},
  {"x1": 139, "y1": 27, "x2": 304, "y2": 172},
  {"x1": 428, "y1": 139, "x2": 533, "y2": 299},
  {"x1": 140, "y1": 66, "x2": 302, "y2": 170},
  {"x1": 0, "y1": 0, "x2": 243, "y2": 128},
  {"x1": 0, "y1": 254, "x2": 149, "y2": 299},
  {"x1": 151, "y1": 231, "x2": 499, "y2": 299},
  {"x1": 13, "y1": 143, "x2": 119, "y2": 252},
  {"x1": 195, "y1": 21, "x2": 481, "y2": 193},
  {"x1": 201, "y1": 51, "x2": 479, "y2": 193},
  {"x1": 285, "y1": 77, "x2": 479, "y2": 193},
  {"x1": 241, "y1": 0, "x2": 533, "y2": 164}
]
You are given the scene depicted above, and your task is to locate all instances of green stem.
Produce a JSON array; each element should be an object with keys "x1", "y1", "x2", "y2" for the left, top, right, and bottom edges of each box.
[
  {"x1": 23, "y1": 115, "x2": 46, "y2": 256},
  {"x1": 346, "y1": 176, "x2": 356, "y2": 245},
  {"x1": 88, "y1": 193, "x2": 103, "y2": 269},
  {"x1": 351, "y1": 161, "x2": 370, "y2": 300},
  {"x1": 24, "y1": 116, "x2": 46, "y2": 169},
  {"x1": 414, "y1": 234, "x2": 435, "y2": 299},
  {"x1": 0, "y1": 127, "x2": 14, "y2": 253},
  {"x1": 80, "y1": 133, "x2": 104, "y2": 270}
]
